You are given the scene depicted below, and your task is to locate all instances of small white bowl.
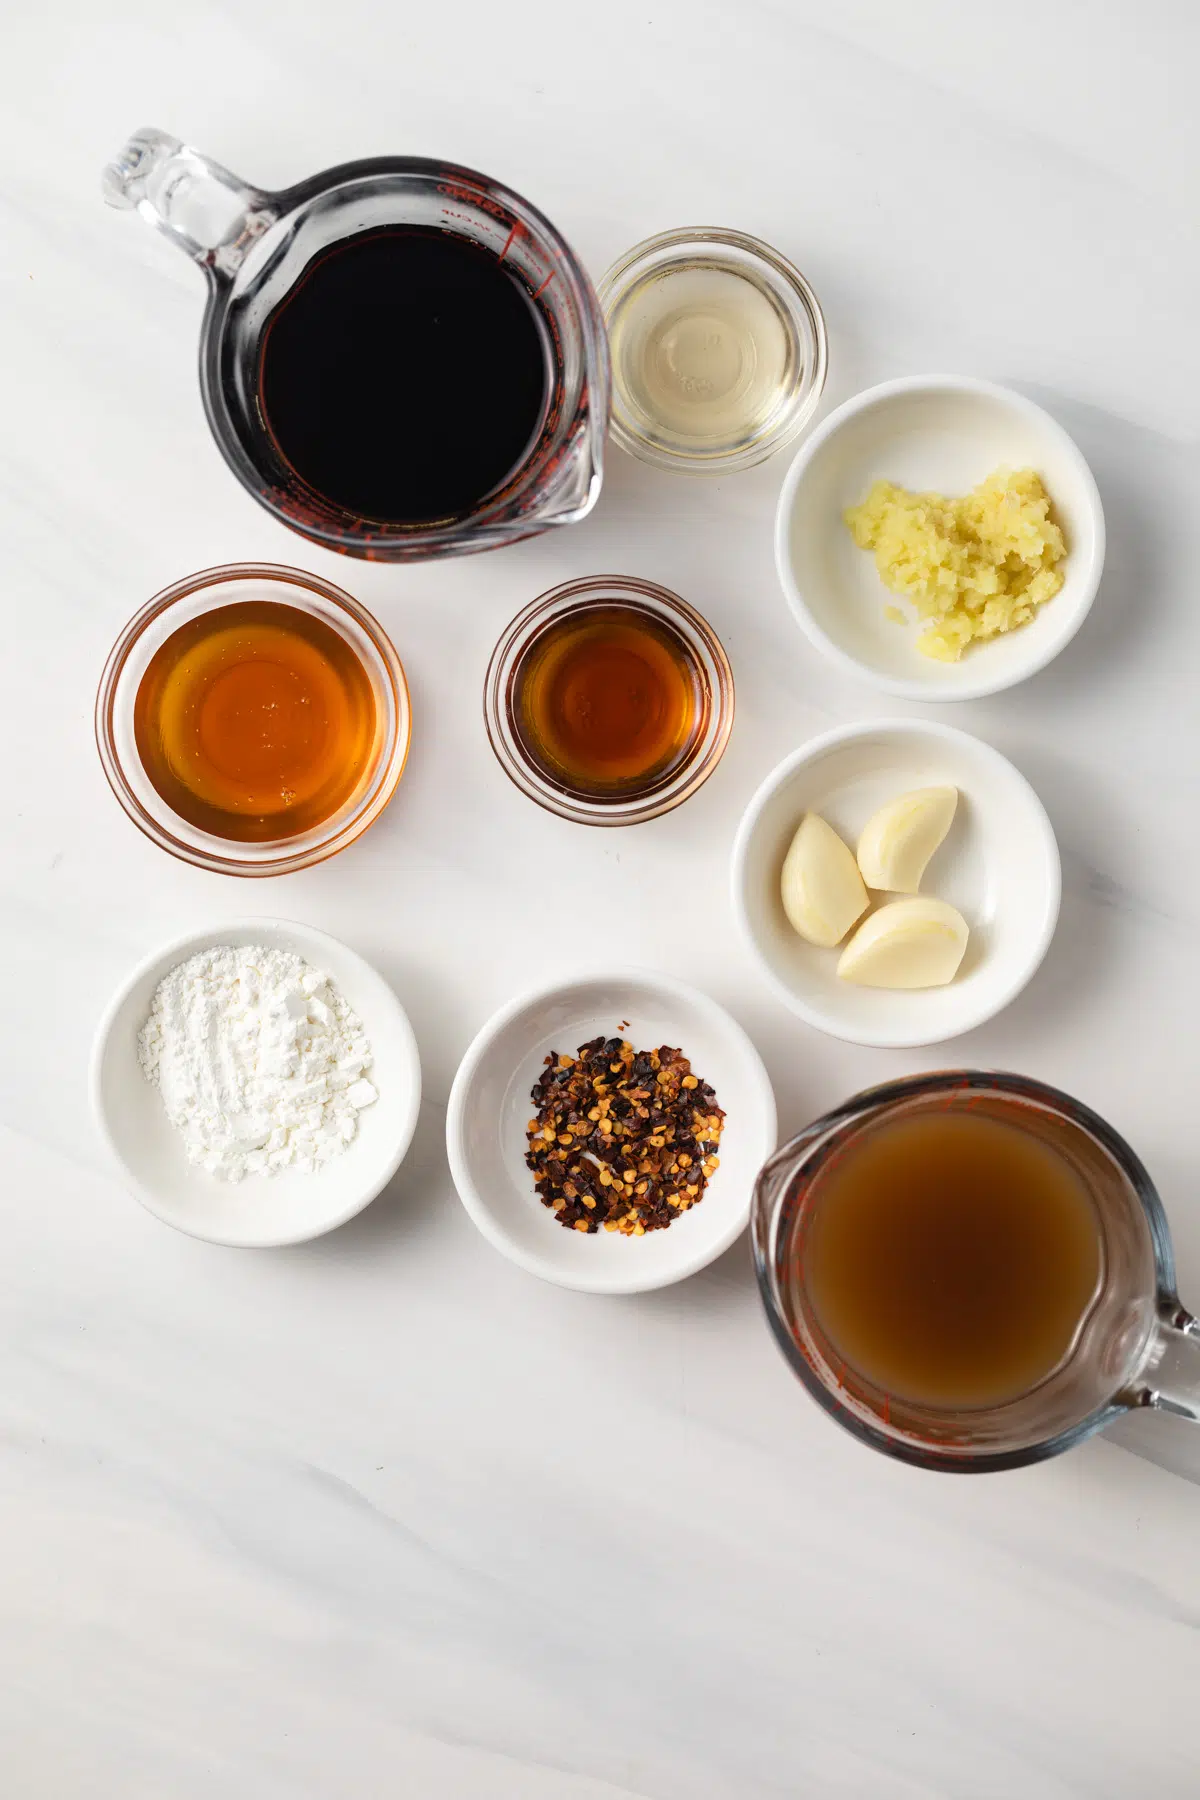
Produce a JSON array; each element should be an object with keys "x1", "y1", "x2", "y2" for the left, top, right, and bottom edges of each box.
[
  {"x1": 446, "y1": 971, "x2": 777, "y2": 1293},
  {"x1": 732, "y1": 721, "x2": 1060, "y2": 1048},
  {"x1": 775, "y1": 375, "x2": 1105, "y2": 701},
  {"x1": 91, "y1": 919, "x2": 422, "y2": 1247}
]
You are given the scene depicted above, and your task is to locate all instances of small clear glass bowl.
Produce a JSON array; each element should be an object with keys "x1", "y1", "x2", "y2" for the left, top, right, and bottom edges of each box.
[
  {"x1": 598, "y1": 227, "x2": 828, "y2": 475},
  {"x1": 484, "y1": 574, "x2": 735, "y2": 827},
  {"x1": 95, "y1": 562, "x2": 411, "y2": 878}
]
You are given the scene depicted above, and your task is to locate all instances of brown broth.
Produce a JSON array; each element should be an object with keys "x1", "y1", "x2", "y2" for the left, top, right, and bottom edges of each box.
[
  {"x1": 801, "y1": 1109, "x2": 1104, "y2": 1409},
  {"x1": 133, "y1": 600, "x2": 378, "y2": 842},
  {"x1": 512, "y1": 604, "x2": 704, "y2": 797}
]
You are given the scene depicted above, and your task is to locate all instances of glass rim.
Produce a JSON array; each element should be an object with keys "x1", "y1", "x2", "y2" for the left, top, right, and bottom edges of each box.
[
  {"x1": 598, "y1": 225, "x2": 828, "y2": 475},
  {"x1": 200, "y1": 158, "x2": 611, "y2": 559},
  {"x1": 94, "y1": 561, "x2": 412, "y2": 878},
  {"x1": 750, "y1": 1069, "x2": 1174, "y2": 1474},
  {"x1": 483, "y1": 573, "x2": 735, "y2": 827}
]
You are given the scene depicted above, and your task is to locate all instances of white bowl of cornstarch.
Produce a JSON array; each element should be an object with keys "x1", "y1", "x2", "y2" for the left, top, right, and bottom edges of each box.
[{"x1": 91, "y1": 920, "x2": 421, "y2": 1246}]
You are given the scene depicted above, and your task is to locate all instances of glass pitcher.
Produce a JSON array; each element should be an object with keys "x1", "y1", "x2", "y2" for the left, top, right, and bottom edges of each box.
[
  {"x1": 752, "y1": 1071, "x2": 1200, "y2": 1473},
  {"x1": 102, "y1": 129, "x2": 610, "y2": 561}
]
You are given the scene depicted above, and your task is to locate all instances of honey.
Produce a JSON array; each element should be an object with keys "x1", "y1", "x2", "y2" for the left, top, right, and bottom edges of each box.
[
  {"x1": 511, "y1": 604, "x2": 704, "y2": 798},
  {"x1": 133, "y1": 600, "x2": 378, "y2": 842}
]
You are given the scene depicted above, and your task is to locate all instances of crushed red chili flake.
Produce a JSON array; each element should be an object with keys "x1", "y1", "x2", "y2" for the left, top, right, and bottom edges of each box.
[{"x1": 525, "y1": 1033, "x2": 725, "y2": 1235}]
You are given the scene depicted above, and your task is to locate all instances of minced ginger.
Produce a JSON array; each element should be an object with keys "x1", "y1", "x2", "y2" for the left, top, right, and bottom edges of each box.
[{"x1": 844, "y1": 467, "x2": 1066, "y2": 662}]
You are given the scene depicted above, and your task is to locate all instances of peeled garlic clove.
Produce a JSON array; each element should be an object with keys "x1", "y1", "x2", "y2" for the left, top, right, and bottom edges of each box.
[
  {"x1": 780, "y1": 813, "x2": 869, "y2": 948},
  {"x1": 837, "y1": 898, "x2": 969, "y2": 989},
  {"x1": 856, "y1": 786, "x2": 958, "y2": 893}
]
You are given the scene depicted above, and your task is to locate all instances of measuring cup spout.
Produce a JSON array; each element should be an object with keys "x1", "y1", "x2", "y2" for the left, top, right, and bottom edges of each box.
[
  {"x1": 102, "y1": 141, "x2": 608, "y2": 559},
  {"x1": 103, "y1": 128, "x2": 276, "y2": 281},
  {"x1": 536, "y1": 404, "x2": 607, "y2": 528}
]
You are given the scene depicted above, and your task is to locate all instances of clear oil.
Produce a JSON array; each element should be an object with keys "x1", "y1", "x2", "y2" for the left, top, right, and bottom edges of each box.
[{"x1": 608, "y1": 262, "x2": 795, "y2": 454}]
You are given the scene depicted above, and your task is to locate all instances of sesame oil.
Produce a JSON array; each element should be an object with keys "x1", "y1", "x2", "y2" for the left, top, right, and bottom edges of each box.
[
  {"x1": 512, "y1": 604, "x2": 706, "y2": 798},
  {"x1": 133, "y1": 600, "x2": 378, "y2": 842}
]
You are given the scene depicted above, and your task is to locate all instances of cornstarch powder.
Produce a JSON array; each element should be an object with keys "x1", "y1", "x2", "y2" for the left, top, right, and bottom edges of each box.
[{"x1": 138, "y1": 944, "x2": 377, "y2": 1181}]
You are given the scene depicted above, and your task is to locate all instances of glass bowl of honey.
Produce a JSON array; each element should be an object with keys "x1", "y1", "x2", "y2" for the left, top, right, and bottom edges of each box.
[
  {"x1": 96, "y1": 563, "x2": 411, "y2": 876},
  {"x1": 484, "y1": 575, "x2": 734, "y2": 826}
]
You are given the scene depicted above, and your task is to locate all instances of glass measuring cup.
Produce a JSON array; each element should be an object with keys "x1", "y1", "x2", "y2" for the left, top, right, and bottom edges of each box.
[
  {"x1": 752, "y1": 1071, "x2": 1200, "y2": 1472},
  {"x1": 102, "y1": 129, "x2": 609, "y2": 560}
]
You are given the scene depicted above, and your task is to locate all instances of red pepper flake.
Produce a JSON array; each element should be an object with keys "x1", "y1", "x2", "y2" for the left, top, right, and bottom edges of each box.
[{"x1": 525, "y1": 1033, "x2": 725, "y2": 1235}]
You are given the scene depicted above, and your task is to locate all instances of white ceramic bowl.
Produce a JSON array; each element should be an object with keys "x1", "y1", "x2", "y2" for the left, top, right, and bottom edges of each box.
[
  {"x1": 775, "y1": 375, "x2": 1105, "y2": 701},
  {"x1": 446, "y1": 971, "x2": 777, "y2": 1293},
  {"x1": 732, "y1": 721, "x2": 1060, "y2": 1048},
  {"x1": 91, "y1": 919, "x2": 422, "y2": 1246}
]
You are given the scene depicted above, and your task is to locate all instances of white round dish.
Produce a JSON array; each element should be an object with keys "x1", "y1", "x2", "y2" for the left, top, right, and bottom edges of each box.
[
  {"x1": 90, "y1": 919, "x2": 422, "y2": 1247},
  {"x1": 774, "y1": 374, "x2": 1105, "y2": 701},
  {"x1": 732, "y1": 721, "x2": 1061, "y2": 1048},
  {"x1": 446, "y1": 971, "x2": 777, "y2": 1293}
]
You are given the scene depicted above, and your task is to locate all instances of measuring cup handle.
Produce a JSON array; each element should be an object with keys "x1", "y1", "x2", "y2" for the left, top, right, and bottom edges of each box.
[
  {"x1": 102, "y1": 129, "x2": 276, "y2": 281},
  {"x1": 1131, "y1": 1303, "x2": 1200, "y2": 1423}
]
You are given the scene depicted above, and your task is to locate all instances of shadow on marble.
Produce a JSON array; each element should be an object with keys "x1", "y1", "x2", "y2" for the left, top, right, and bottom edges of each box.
[
  {"x1": 1006, "y1": 383, "x2": 1168, "y2": 702},
  {"x1": 1122, "y1": 1146, "x2": 1200, "y2": 1482},
  {"x1": 971, "y1": 740, "x2": 1125, "y2": 1046},
  {"x1": 1106, "y1": 1406, "x2": 1200, "y2": 1486},
  {"x1": 255, "y1": 942, "x2": 463, "y2": 1263},
  {"x1": 261, "y1": 1095, "x2": 450, "y2": 1273},
  {"x1": 596, "y1": 1232, "x2": 762, "y2": 1336},
  {"x1": 593, "y1": 310, "x2": 874, "y2": 535}
]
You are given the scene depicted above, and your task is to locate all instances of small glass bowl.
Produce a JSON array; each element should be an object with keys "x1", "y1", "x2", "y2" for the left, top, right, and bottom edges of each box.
[
  {"x1": 95, "y1": 562, "x2": 411, "y2": 877},
  {"x1": 484, "y1": 574, "x2": 734, "y2": 827},
  {"x1": 598, "y1": 227, "x2": 828, "y2": 475}
]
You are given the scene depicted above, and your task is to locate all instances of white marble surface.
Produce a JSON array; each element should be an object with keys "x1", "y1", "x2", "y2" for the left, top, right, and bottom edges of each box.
[{"x1": 3, "y1": 3, "x2": 1200, "y2": 1794}]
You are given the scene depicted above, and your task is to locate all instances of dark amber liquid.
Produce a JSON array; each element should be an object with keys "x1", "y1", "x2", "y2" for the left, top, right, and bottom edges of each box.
[
  {"x1": 801, "y1": 1109, "x2": 1104, "y2": 1409},
  {"x1": 258, "y1": 227, "x2": 550, "y2": 524},
  {"x1": 133, "y1": 600, "x2": 378, "y2": 842},
  {"x1": 513, "y1": 604, "x2": 704, "y2": 797}
]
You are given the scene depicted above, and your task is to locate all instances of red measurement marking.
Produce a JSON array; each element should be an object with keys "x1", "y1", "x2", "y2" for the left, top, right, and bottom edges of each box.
[
  {"x1": 938, "y1": 1076, "x2": 974, "y2": 1111},
  {"x1": 436, "y1": 181, "x2": 509, "y2": 221},
  {"x1": 532, "y1": 270, "x2": 556, "y2": 299},
  {"x1": 499, "y1": 221, "x2": 520, "y2": 260}
]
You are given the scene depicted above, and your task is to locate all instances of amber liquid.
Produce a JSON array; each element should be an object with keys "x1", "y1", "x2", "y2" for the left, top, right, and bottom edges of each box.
[
  {"x1": 133, "y1": 601, "x2": 378, "y2": 842},
  {"x1": 513, "y1": 604, "x2": 704, "y2": 797},
  {"x1": 801, "y1": 1109, "x2": 1104, "y2": 1409}
]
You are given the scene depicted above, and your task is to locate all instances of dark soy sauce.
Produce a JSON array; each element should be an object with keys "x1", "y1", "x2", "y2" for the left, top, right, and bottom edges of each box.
[{"x1": 258, "y1": 227, "x2": 551, "y2": 525}]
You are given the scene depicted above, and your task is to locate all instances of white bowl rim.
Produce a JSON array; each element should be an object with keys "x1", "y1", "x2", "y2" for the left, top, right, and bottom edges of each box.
[
  {"x1": 445, "y1": 965, "x2": 778, "y2": 1293},
  {"x1": 773, "y1": 372, "x2": 1107, "y2": 702},
  {"x1": 730, "y1": 718, "x2": 1062, "y2": 1049},
  {"x1": 89, "y1": 917, "x2": 422, "y2": 1247}
]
